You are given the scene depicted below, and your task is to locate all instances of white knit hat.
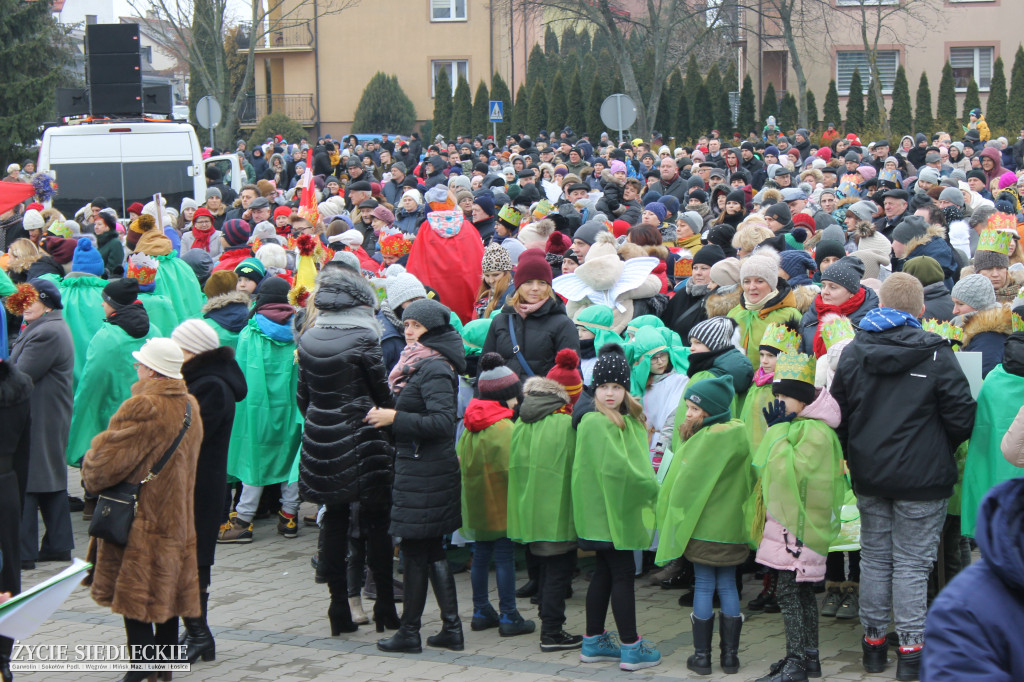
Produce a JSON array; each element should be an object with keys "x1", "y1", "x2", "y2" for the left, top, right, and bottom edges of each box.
[
  {"x1": 22, "y1": 209, "x2": 44, "y2": 231},
  {"x1": 172, "y1": 319, "x2": 220, "y2": 356},
  {"x1": 132, "y1": 337, "x2": 185, "y2": 379},
  {"x1": 740, "y1": 250, "x2": 780, "y2": 289}
]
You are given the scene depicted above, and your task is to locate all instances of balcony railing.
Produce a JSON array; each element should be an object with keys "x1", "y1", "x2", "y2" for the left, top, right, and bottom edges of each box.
[
  {"x1": 235, "y1": 19, "x2": 313, "y2": 51},
  {"x1": 238, "y1": 94, "x2": 316, "y2": 126}
]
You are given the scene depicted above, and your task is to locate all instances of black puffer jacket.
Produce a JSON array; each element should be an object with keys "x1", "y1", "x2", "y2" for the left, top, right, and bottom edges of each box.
[
  {"x1": 482, "y1": 297, "x2": 579, "y2": 378},
  {"x1": 389, "y1": 325, "x2": 466, "y2": 539},
  {"x1": 297, "y1": 270, "x2": 393, "y2": 507},
  {"x1": 182, "y1": 346, "x2": 246, "y2": 567}
]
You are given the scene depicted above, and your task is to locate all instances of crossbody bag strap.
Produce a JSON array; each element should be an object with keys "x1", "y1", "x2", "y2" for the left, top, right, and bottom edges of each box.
[
  {"x1": 507, "y1": 315, "x2": 535, "y2": 377},
  {"x1": 141, "y1": 403, "x2": 192, "y2": 485}
]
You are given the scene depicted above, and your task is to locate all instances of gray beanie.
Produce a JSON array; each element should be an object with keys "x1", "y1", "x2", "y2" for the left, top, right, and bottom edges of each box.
[
  {"x1": 939, "y1": 186, "x2": 965, "y2": 207},
  {"x1": 848, "y1": 200, "x2": 878, "y2": 223},
  {"x1": 402, "y1": 298, "x2": 450, "y2": 331},
  {"x1": 573, "y1": 220, "x2": 607, "y2": 246},
  {"x1": 205, "y1": 187, "x2": 222, "y2": 201},
  {"x1": 951, "y1": 274, "x2": 997, "y2": 312},
  {"x1": 385, "y1": 272, "x2": 428, "y2": 310},
  {"x1": 821, "y1": 255, "x2": 866, "y2": 294},
  {"x1": 331, "y1": 250, "x2": 361, "y2": 272},
  {"x1": 689, "y1": 316, "x2": 737, "y2": 352},
  {"x1": 678, "y1": 211, "x2": 703, "y2": 235},
  {"x1": 917, "y1": 168, "x2": 941, "y2": 185},
  {"x1": 891, "y1": 216, "x2": 929, "y2": 245},
  {"x1": 740, "y1": 250, "x2": 780, "y2": 289}
]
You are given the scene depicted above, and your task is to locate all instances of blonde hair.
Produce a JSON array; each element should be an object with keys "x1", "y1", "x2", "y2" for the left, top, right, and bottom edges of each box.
[
  {"x1": 732, "y1": 224, "x2": 774, "y2": 253},
  {"x1": 476, "y1": 271, "x2": 512, "y2": 318},
  {"x1": 596, "y1": 390, "x2": 646, "y2": 430},
  {"x1": 6, "y1": 238, "x2": 40, "y2": 273},
  {"x1": 507, "y1": 282, "x2": 554, "y2": 308},
  {"x1": 879, "y1": 272, "x2": 924, "y2": 316}
]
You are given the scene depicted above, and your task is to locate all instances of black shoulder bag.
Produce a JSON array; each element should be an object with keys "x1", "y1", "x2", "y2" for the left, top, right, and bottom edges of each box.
[{"x1": 89, "y1": 403, "x2": 192, "y2": 546}]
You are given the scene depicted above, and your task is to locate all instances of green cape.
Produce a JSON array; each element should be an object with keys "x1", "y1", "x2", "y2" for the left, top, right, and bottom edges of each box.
[
  {"x1": 656, "y1": 420, "x2": 754, "y2": 565},
  {"x1": 508, "y1": 412, "x2": 576, "y2": 544},
  {"x1": 962, "y1": 366, "x2": 1024, "y2": 536},
  {"x1": 137, "y1": 293, "x2": 179, "y2": 342},
  {"x1": 671, "y1": 371, "x2": 742, "y2": 453},
  {"x1": 65, "y1": 321, "x2": 161, "y2": 465},
  {"x1": 572, "y1": 412, "x2": 658, "y2": 550},
  {"x1": 152, "y1": 253, "x2": 205, "y2": 325},
  {"x1": 225, "y1": 317, "x2": 302, "y2": 486},
  {"x1": 629, "y1": 326, "x2": 690, "y2": 398},
  {"x1": 756, "y1": 419, "x2": 845, "y2": 556},
  {"x1": 728, "y1": 304, "x2": 802, "y2": 368},
  {"x1": 575, "y1": 305, "x2": 621, "y2": 351},
  {"x1": 458, "y1": 418, "x2": 513, "y2": 541},
  {"x1": 59, "y1": 277, "x2": 107, "y2": 390},
  {"x1": 741, "y1": 383, "x2": 776, "y2": 456},
  {"x1": 204, "y1": 317, "x2": 242, "y2": 349}
]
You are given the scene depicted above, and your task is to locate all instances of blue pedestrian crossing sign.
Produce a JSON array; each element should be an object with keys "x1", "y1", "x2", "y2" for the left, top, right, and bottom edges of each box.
[{"x1": 488, "y1": 101, "x2": 504, "y2": 122}]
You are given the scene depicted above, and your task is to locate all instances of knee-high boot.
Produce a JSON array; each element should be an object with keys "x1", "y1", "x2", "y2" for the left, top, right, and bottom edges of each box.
[
  {"x1": 377, "y1": 555, "x2": 427, "y2": 653},
  {"x1": 425, "y1": 560, "x2": 464, "y2": 651},
  {"x1": 182, "y1": 591, "x2": 216, "y2": 663},
  {"x1": 328, "y1": 580, "x2": 357, "y2": 636}
]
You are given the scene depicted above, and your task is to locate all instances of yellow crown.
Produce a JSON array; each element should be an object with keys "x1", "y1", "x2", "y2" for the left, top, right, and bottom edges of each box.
[
  {"x1": 532, "y1": 199, "x2": 554, "y2": 220},
  {"x1": 821, "y1": 316, "x2": 856, "y2": 351},
  {"x1": 497, "y1": 204, "x2": 523, "y2": 227},
  {"x1": 759, "y1": 322, "x2": 799, "y2": 354},
  {"x1": 922, "y1": 318, "x2": 965, "y2": 343},
  {"x1": 977, "y1": 229, "x2": 1014, "y2": 256},
  {"x1": 773, "y1": 352, "x2": 816, "y2": 385}
]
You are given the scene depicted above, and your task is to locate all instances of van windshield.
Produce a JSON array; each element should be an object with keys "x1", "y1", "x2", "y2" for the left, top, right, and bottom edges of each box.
[{"x1": 50, "y1": 160, "x2": 192, "y2": 219}]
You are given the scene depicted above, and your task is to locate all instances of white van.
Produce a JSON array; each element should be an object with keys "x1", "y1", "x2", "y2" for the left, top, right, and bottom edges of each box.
[{"x1": 37, "y1": 121, "x2": 242, "y2": 219}]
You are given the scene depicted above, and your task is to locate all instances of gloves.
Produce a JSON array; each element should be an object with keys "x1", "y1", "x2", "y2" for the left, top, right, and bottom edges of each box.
[{"x1": 763, "y1": 399, "x2": 797, "y2": 427}]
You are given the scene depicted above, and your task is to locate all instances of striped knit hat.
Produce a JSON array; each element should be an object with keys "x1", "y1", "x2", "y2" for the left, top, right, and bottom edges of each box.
[
  {"x1": 477, "y1": 353, "x2": 523, "y2": 402},
  {"x1": 689, "y1": 316, "x2": 736, "y2": 352}
]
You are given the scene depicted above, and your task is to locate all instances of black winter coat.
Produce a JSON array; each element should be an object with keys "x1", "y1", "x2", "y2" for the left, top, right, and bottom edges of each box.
[
  {"x1": 831, "y1": 325, "x2": 976, "y2": 501},
  {"x1": 0, "y1": 361, "x2": 31, "y2": 599},
  {"x1": 297, "y1": 278, "x2": 394, "y2": 508},
  {"x1": 181, "y1": 347, "x2": 246, "y2": 567},
  {"x1": 482, "y1": 297, "x2": 579, "y2": 379},
  {"x1": 662, "y1": 284, "x2": 710, "y2": 344},
  {"x1": 922, "y1": 282, "x2": 955, "y2": 322},
  {"x1": 389, "y1": 326, "x2": 466, "y2": 540}
]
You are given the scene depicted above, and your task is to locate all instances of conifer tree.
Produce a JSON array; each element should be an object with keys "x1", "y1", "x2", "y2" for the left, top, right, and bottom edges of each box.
[
  {"x1": 527, "y1": 82, "x2": 548, "y2": 135},
  {"x1": 888, "y1": 65, "x2": 913, "y2": 137},
  {"x1": 762, "y1": 82, "x2": 778, "y2": 124},
  {"x1": 526, "y1": 44, "x2": 547, "y2": 91},
  {"x1": 693, "y1": 83, "x2": 714, "y2": 137},
  {"x1": 547, "y1": 71, "x2": 567, "y2": 132},
  {"x1": 823, "y1": 79, "x2": 842, "y2": 130},
  {"x1": 779, "y1": 92, "x2": 798, "y2": 131},
  {"x1": 845, "y1": 69, "x2": 864, "y2": 132},
  {"x1": 804, "y1": 90, "x2": 818, "y2": 131},
  {"x1": 544, "y1": 26, "x2": 559, "y2": 55},
  {"x1": 962, "y1": 77, "x2": 981, "y2": 121},
  {"x1": 936, "y1": 62, "x2": 957, "y2": 132},
  {"x1": 865, "y1": 82, "x2": 880, "y2": 131},
  {"x1": 987, "y1": 57, "x2": 1008, "y2": 129},
  {"x1": 704, "y1": 64, "x2": 724, "y2": 131},
  {"x1": 587, "y1": 73, "x2": 604, "y2": 140},
  {"x1": 352, "y1": 72, "x2": 416, "y2": 133},
  {"x1": 914, "y1": 72, "x2": 933, "y2": 134},
  {"x1": 665, "y1": 68, "x2": 684, "y2": 140},
  {"x1": 511, "y1": 83, "x2": 529, "y2": 134},
  {"x1": 676, "y1": 87, "x2": 690, "y2": 144},
  {"x1": 1009, "y1": 45, "x2": 1024, "y2": 132},
  {"x1": 566, "y1": 71, "x2": 586, "y2": 134},
  {"x1": 449, "y1": 75, "x2": 472, "y2": 139},
  {"x1": 738, "y1": 75, "x2": 757, "y2": 137},
  {"x1": 472, "y1": 80, "x2": 490, "y2": 136},
  {"x1": 432, "y1": 68, "x2": 452, "y2": 142}
]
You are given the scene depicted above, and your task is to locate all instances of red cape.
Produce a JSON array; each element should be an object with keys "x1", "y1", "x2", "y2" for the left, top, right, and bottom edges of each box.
[
  {"x1": 0, "y1": 182, "x2": 35, "y2": 215},
  {"x1": 406, "y1": 219, "x2": 484, "y2": 324}
]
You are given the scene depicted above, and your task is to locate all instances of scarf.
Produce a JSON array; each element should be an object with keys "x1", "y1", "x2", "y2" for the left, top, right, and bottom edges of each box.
[
  {"x1": 744, "y1": 289, "x2": 779, "y2": 312},
  {"x1": 191, "y1": 223, "x2": 215, "y2": 251},
  {"x1": 753, "y1": 366, "x2": 774, "y2": 387},
  {"x1": 685, "y1": 279, "x2": 714, "y2": 298},
  {"x1": 517, "y1": 298, "x2": 546, "y2": 319},
  {"x1": 812, "y1": 288, "x2": 867, "y2": 358},
  {"x1": 687, "y1": 346, "x2": 731, "y2": 378},
  {"x1": 579, "y1": 337, "x2": 596, "y2": 360},
  {"x1": 860, "y1": 306, "x2": 922, "y2": 332},
  {"x1": 388, "y1": 342, "x2": 442, "y2": 395}
]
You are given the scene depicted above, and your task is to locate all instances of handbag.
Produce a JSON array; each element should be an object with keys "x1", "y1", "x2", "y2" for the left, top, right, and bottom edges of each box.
[
  {"x1": 507, "y1": 316, "x2": 535, "y2": 377},
  {"x1": 89, "y1": 403, "x2": 192, "y2": 546}
]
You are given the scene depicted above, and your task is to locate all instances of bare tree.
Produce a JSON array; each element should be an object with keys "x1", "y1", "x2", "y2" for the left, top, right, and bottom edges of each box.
[
  {"x1": 494, "y1": 0, "x2": 727, "y2": 139},
  {"x1": 129, "y1": 0, "x2": 359, "y2": 144}
]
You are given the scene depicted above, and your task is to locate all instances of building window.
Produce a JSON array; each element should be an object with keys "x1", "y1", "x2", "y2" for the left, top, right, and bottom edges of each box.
[
  {"x1": 836, "y1": 0, "x2": 897, "y2": 5},
  {"x1": 141, "y1": 46, "x2": 153, "y2": 64},
  {"x1": 85, "y1": 14, "x2": 97, "y2": 24},
  {"x1": 431, "y1": 60, "x2": 468, "y2": 97},
  {"x1": 430, "y1": 0, "x2": 466, "y2": 21},
  {"x1": 950, "y1": 46, "x2": 993, "y2": 91},
  {"x1": 836, "y1": 50, "x2": 899, "y2": 96}
]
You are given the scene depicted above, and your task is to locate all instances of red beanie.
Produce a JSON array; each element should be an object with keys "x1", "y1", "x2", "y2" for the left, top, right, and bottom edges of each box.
[
  {"x1": 273, "y1": 205, "x2": 292, "y2": 219},
  {"x1": 612, "y1": 219, "x2": 631, "y2": 238},
  {"x1": 793, "y1": 212, "x2": 816, "y2": 234},
  {"x1": 815, "y1": 147, "x2": 832, "y2": 162},
  {"x1": 546, "y1": 348, "x2": 583, "y2": 406},
  {"x1": 513, "y1": 248, "x2": 553, "y2": 289},
  {"x1": 546, "y1": 231, "x2": 571, "y2": 255}
]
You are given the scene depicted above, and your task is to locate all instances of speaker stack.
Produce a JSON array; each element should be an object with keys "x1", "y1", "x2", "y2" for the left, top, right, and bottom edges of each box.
[{"x1": 86, "y1": 23, "x2": 142, "y2": 117}]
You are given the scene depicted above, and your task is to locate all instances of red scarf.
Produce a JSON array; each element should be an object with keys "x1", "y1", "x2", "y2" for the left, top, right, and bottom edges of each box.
[
  {"x1": 191, "y1": 223, "x2": 215, "y2": 251},
  {"x1": 812, "y1": 288, "x2": 866, "y2": 358}
]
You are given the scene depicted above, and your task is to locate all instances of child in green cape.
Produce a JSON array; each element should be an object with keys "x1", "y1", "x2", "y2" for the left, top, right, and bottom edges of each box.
[
  {"x1": 753, "y1": 352, "x2": 846, "y2": 682},
  {"x1": 458, "y1": 353, "x2": 535, "y2": 638},
  {"x1": 656, "y1": 375, "x2": 753, "y2": 677},
  {"x1": 572, "y1": 343, "x2": 661, "y2": 672}
]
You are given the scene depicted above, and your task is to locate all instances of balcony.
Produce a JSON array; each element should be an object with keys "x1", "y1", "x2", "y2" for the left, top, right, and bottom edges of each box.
[
  {"x1": 235, "y1": 19, "x2": 313, "y2": 52},
  {"x1": 238, "y1": 94, "x2": 316, "y2": 127}
]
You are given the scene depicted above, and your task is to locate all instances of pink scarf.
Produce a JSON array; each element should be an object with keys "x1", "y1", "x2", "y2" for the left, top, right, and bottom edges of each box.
[
  {"x1": 388, "y1": 342, "x2": 442, "y2": 395},
  {"x1": 516, "y1": 299, "x2": 546, "y2": 318},
  {"x1": 753, "y1": 367, "x2": 774, "y2": 387}
]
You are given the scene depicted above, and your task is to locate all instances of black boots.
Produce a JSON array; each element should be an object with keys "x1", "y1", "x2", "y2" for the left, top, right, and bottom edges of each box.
[
  {"x1": 425, "y1": 560, "x2": 464, "y2": 651},
  {"x1": 756, "y1": 657, "x2": 808, "y2": 682},
  {"x1": 328, "y1": 581, "x2": 358, "y2": 636},
  {"x1": 719, "y1": 612, "x2": 743, "y2": 674},
  {"x1": 803, "y1": 648, "x2": 821, "y2": 678},
  {"x1": 896, "y1": 648, "x2": 922, "y2": 681},
  {"x1": 862, "y1": 637, "x2": 889, "y2": 673},
  {"x1": 377, "y1": 557, "x2": 429, "y2": 653},
  {"x1": 181, "y1": 591, "x2": 216, "y2": 663},
  {"x1": 687, "y1": 612, "x2": 714, "y2": 675}
]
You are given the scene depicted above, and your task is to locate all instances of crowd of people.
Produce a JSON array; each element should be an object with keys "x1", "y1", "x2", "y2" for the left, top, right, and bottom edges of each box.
[{"x1": 1, "y1": 116, "x2": 1024, "y2": 682}]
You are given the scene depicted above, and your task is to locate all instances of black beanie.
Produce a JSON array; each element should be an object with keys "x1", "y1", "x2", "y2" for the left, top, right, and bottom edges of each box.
[
  {"x1": 250, "y1": 277, "x2": 291, "y2": 315},
  {"x1": 693, "y1": 244, "x2": 727, "y2": 268},
  {"x1": 591, "y1": 343, "x2": 631, "y2": 391},
  {"x1": 688, "y1": 189, "x2": 708, "y2": 204},
  {"x1": 103, "y1": 278, "x2": 140, "y2": 309},
  {"x1": 725, "y1": 189, "x2": 746, "y2": 206},
  {"x1": 813, "y1": 240, "x2": 847, "y2": 268},
  {"x1": 773, "y1": 379, "x2": 816, "y2": 406},
  {"x1": 765, "y1": 202, "x2": 792, "y2": 225}
]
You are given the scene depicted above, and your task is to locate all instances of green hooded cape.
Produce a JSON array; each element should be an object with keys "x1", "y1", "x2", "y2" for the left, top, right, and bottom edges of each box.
[
  {"x1": 65, "y1": 321, "x2": 161, "y2": 465},
  {"x1": 204, "y1": 317, "x2": 241, "y2": 349},
  {"x1": 572, "y1": 412, "x2": 658, "y2": 550},
  {"x1": 226, "y1": 317, "x2": 302, "y2": 486},
  {"x1": 741, "y1": 382, "x2": 775, "y2": 455},
  {"x1": 629, "y1": 326, "x2": 690, "y2": 398},
  {"x1": 656, "y1": 420, "x2": 754, "y2": 565},
  {"x1": 575, "y1": 305, "x2": 621, "y2": 350},
  {"x1": 59, "y1": 277, "x2": 107, "y2": 389},
  {"x1": 458, "y1": 418, "x2": 513, "y2": 541},
  {"x1": 153, "y1": 253, "x2": 205, "y2": 324},
  {"x1": 508, "y1": 412, "x2": 576, "y2": 544},
  {"x1": 137, "y1": 292, "x2": 180, "y2": 342},
  {"x1": 962, "y1": 366, "x2": 1024, "y2": 536}
]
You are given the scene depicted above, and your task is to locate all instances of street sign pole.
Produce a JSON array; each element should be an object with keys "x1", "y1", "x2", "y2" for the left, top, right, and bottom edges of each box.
[
  {"x1": 488, "y1": 100, "x2": 503, "y2": 145},
  {"x1": 492, "y1": 121, "x2": 496, "y2": 143},
  {"x1": 207, "y1": 97, "x2": 215, "y2": 150},
  {"x1": 616, "y1": 96, "x2": 623, "y2": 145}
]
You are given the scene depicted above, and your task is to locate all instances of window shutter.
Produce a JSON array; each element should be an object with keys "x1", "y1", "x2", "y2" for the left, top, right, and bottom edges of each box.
[{"x1": 837, "y1": 51, "x2": 898, "y2": 94}]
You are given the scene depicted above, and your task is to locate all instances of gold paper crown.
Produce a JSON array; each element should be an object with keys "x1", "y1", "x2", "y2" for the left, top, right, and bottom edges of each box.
[
  {"x1": 977, "y1": 229, "x2": 1014, "y2": 256},
  {"x1": 821, "y1": 316, "x2": 856, "y2": 351},
  {"x1": 532, "y1": 199, "x2": 554, "y2": 220},
  {"x1": 774, "y1": 352, "x2": 816, "y2": 385},
  {"x1": 986, "y1": 213, "x2": 1018, "y2": 235},
  {"x1": 759, "y1": 322, "x2": 799, "y2": 354},
  {"x1": 497, "y1": 204, "x2": 523, "y2": 227},
  {"x1": 1012, "y1": 312, "x2": 1024, "y2": 333},
  {"x1": 126, "y1": 253, "x2": 158, "y2": 286},
  {"x1": 922, "y1": 318, "x2": 965, "y2": 343}
]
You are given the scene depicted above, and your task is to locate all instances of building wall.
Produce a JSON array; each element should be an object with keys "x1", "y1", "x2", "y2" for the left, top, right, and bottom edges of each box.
[{"x1": 56, "y1": 0, "x2": 116, "y2": 26}]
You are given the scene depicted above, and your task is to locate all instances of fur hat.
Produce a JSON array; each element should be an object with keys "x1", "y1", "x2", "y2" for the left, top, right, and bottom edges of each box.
[
  {"x1": 740, "y1": 250, "x2": 780, "y2": 289},
  {"x1": 204, "y1": 270, "x2": 238, "y2": 298},
  {"x1": 477, "y1": 352, "x2": 523, "y2": 402},
  {"x1": 518, "y1": 218, "x2": 555, "y2": 247}
]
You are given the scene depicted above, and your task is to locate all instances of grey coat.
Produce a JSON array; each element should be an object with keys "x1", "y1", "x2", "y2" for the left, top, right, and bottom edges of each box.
[{"x1": 10, "y1": 310, "x2": 74, "y2": 492}]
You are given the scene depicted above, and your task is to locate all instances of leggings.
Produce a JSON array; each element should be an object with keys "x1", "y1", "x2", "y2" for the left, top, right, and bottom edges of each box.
[
  {"x1": 585, "y1": 549, "x2": 638, "y2": 644},
  {"x1": 345, "y1": 508, "x2": 395, "y2": 598},
  {"x1": 825, "y1": 550, "x2": 861, "y2": 583},
  {"x1": 693, "y1": 562, "x2": 741, "y2": 620},
  {"x1": 776, "y1": 570, "x2": 818, "y2": 658},
  {"x1": 124, "y1": 617, "x2": 180, "y2": 663}
]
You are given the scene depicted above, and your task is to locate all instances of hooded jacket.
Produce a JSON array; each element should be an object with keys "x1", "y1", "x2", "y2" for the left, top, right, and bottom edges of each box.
[
  {"x1": 962, "y1": 305, "x2": 1013, "y2": 378},
  {"x1": 897, "y1": 225, "x2": 959, "y2": 291},
  {"x1": 482, "y1": 297, "x2": 579, "y2": 379},
  {"x1": 202, "y1": 291, "x2": 251, "y2": 347},
  {"x1": 831, "y1": 324, "x2": 976, "y2": 500}
]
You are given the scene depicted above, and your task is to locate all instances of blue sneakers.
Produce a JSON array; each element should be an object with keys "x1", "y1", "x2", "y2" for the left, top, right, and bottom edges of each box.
[
  {"x1": 580, "y1": 631, "x2": 621, "y2": 663},
  {"x1": 619, "y1": 638, "x2": 662, "y2": 671}
]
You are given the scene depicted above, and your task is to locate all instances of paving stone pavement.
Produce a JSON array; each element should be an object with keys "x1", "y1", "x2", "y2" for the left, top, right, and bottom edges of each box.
[{"x1": 14, "y1": 469, "x2": 901, "y2": 681}]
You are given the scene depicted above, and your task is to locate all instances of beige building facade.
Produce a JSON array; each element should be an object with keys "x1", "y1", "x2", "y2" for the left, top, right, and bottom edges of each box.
[{"x1": 242, "y1": 0, "x2": 544, "y2": 136}]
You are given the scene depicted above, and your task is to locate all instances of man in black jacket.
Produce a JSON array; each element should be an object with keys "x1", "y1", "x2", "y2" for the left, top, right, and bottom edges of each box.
[{"x1": 830, "y1": 273, "x2": 976, "y2": 680}]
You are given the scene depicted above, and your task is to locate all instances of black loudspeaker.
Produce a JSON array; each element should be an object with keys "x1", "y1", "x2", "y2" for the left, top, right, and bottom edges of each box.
[
  {"x1": 143, "y1": 85, "x2": 173, "y2": 116},
  {"x1": 56, "y1": 88, "x2": 91, "y2": 118},
  {"x1": 85, "y1": 23, "x2": 140, "y2": 55},
  {"x1": 91, "y1": 84, "x2": 143, "y2": 116},
  {"x1": 88, "y1": 53, "x2": 141, "y2": 85}
]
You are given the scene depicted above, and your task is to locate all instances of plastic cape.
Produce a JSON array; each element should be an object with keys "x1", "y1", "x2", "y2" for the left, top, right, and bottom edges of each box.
[
  {"x1": 65, "y1": 321, "x2": 161, "y2": 466},
  {"x1": 204, "y1": 316, "x2": 241, "y2": 349},
  {"x1": 406, "y1": 218, "x2": 484, "y2": 325},
  {"x1": 728, "y1": 302, "x2": 802, "y2": 368},
  {"x1": 629, "y1": 326, "x2": 690, "y2": 398},
  {"x1": 739, "y1": 382, "x2": 775, "y2": 453},
  {"x1": 572, "y1": 412, "x2": 658, "y2": 550},
  {"x1": 670, "y1": 371, "x2": 742, "y2": 453},
  {"x1": 962, "y1": 365, "x2": 1024, "y2": 536},
  {"x1": 624, "y1": 314, "x2": 665, "y2": 341},
  {"x1": 58, "y1": 276, "x2": 106, "y2": 389},
  {"x1": 575, "y1": 305, "x2": 621, "y2": 352},
  {"x1": 137, "y1": 293, "x2": 179, "y2": 344},
  {"x1": 655, "y1": 419, "x2": 754, "y2": 565},
  {"x1": 507, "y1": 412, "x2": 576, "y2": 544},
  {"x1": 949, "y1": 440, "x2": 968, "y2": 516},
  {"x1": 753, "y1": 418, "x2": 845, "y2": 556},
  {"x1": 829, "y1": 486, "x2": 861, "y2": 552},
  {"x1": 152, "y1": 252, "x2": 205, "y2": 325},
  {"x1": 458, "y1": 417, "x2": 513, "y2": 541},
  {"x1": 226, "y1": 316, "x2": 302, "y2": 486}
]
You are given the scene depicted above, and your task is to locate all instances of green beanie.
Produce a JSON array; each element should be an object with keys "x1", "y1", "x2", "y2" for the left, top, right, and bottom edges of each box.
[{"x1": 684, "y1": 374, "x2": 735, "y2": 424}]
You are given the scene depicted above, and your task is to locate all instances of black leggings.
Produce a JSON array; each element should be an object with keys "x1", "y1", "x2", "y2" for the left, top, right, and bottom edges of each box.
[
  {"x1": 346, "y1": 506, "x2": 395, "y2": 598},
  {"x1": 124, "y1": 617, "x2": 179, "y2": 662},
  {"x1": 825, "y1": 550, "x2": 861, "y2": 583},
  {"x1": 776, "y1": 570, "x2": 818, "y2": 658},
  {"x1": 537, "y1": 550, "x2": 575, "y2": 636},
  {"x1": 585, "y1": 549, "x2": 638, "y2": 644}
]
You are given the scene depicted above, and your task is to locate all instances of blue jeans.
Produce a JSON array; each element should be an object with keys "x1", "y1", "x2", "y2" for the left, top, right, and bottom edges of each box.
[
  {"x1": 693, "y1": 562, "x2": 740, "y2": 619},
  {"x1": 471, "y1": 537, "x2": 516, "y2": 615}
]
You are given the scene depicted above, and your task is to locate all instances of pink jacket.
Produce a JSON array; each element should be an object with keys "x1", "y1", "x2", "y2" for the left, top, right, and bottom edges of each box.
[
  {"x1": 757, "y1": 512, "x2": 827, "y2": 582},
  {"x1": 1002, "y1": 404, "x2": 1024, "y2": 468}
]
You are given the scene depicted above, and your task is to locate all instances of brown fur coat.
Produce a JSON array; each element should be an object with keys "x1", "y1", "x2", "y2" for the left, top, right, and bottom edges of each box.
[{"x1": 81, "y1": 378, "x2": 204, "y2": 623}]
